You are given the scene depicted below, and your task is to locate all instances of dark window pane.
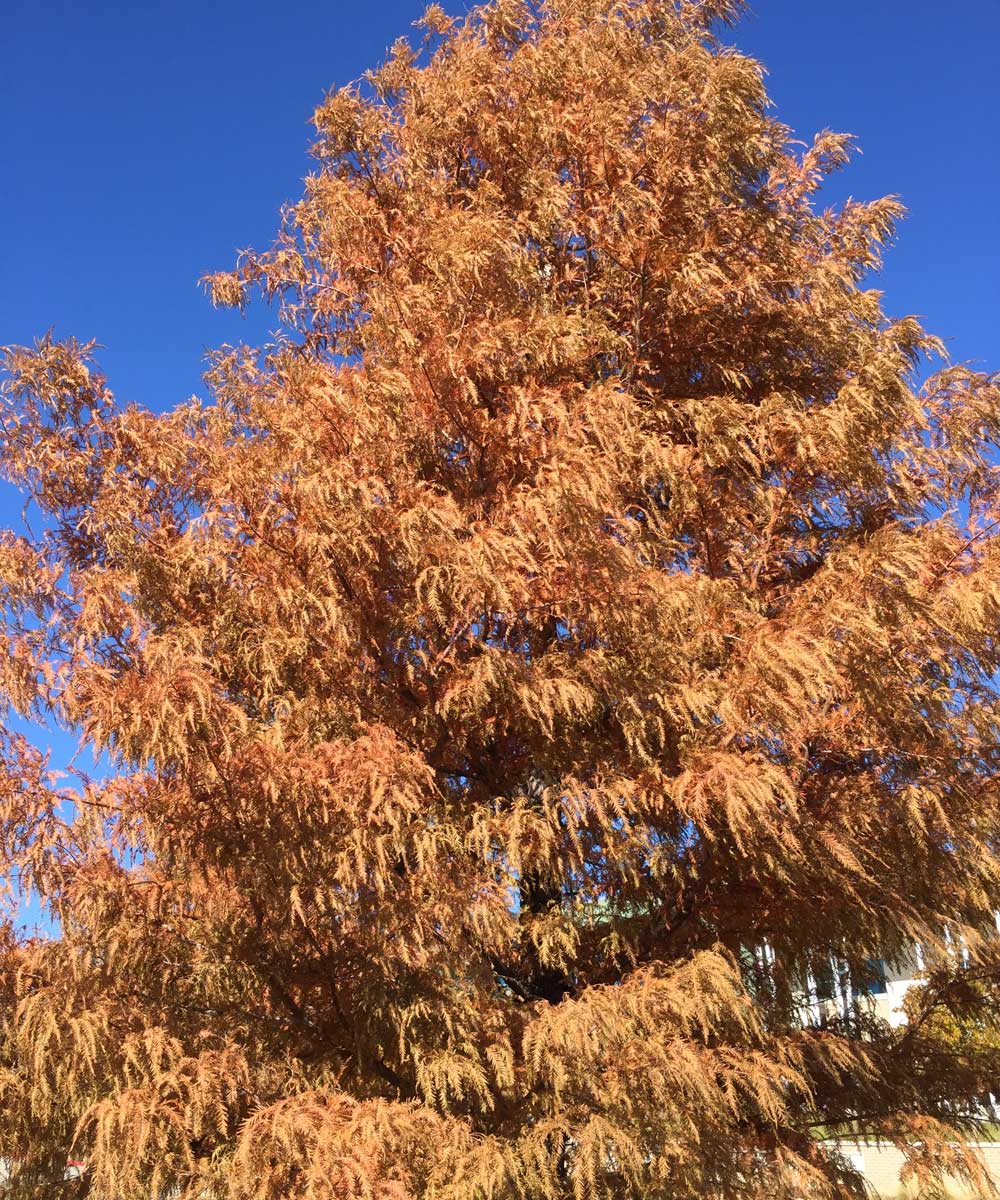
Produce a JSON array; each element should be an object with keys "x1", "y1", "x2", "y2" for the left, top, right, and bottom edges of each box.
[{"x1": 852, "y1": 958, "x2": 887, "y2": 997}]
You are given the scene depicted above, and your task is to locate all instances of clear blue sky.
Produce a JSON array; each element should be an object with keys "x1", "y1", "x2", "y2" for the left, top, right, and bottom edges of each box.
[{"x1": 2, "y1": 0, "x2": 998, "y2": 774}]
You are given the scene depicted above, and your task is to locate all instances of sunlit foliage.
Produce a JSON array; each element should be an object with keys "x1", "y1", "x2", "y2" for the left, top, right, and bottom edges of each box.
[{"x1": 2, "y1": 0, "x2": 1000, "y2": 1196}]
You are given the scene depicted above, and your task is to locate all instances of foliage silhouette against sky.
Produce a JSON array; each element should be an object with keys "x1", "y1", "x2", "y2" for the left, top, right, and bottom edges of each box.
[
  {"x1": 3, "y1": 1, "x2": 1000, "y2": 1197},
  {"x1": 2, "y1": 0, "x2": 998, "y2": 932},
  {"x1": 3, "y1": 0, "x2": 996, "y2": 407}
]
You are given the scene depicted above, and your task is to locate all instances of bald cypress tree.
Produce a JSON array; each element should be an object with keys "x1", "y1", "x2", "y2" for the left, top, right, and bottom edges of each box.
[{"x1": 3, "y1": 1, "x2": 1000, "y2": 1196}]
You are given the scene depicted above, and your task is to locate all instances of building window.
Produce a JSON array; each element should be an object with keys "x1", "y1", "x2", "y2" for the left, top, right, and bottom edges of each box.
[
  {"x1": 814, "y1": 960, "x2": 838, "y2": 1001},
  {"x1": 852, "y1": 958, "x2": 888, "y2": 997}
]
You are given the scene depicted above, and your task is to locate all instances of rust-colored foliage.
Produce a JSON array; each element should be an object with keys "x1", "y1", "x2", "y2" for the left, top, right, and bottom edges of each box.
[{"x1": 2, "y1": 1, "x2": 1000, "y2": 1196}]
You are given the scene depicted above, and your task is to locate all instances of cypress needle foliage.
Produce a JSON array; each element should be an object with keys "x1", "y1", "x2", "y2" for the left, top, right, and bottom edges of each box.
[{"x1": 2, "y1": 1, "x2": 1000, "y2": 1196}]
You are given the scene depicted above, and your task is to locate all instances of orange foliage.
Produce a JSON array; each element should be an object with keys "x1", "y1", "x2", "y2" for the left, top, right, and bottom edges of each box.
[{"x1": 2, "y1": 0, "x2": 1000, "y2": 1196}]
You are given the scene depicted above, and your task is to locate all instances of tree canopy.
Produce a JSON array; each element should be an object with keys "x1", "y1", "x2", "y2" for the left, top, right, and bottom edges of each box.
[{"x1": 2, "y1": 0, "x2": 1000, "y2": 1196}]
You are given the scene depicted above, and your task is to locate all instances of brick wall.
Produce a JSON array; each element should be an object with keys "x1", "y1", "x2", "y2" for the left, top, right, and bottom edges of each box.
[{"x1": 828, "y1": 1140, "x2": 1000, "y2": 1198}]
